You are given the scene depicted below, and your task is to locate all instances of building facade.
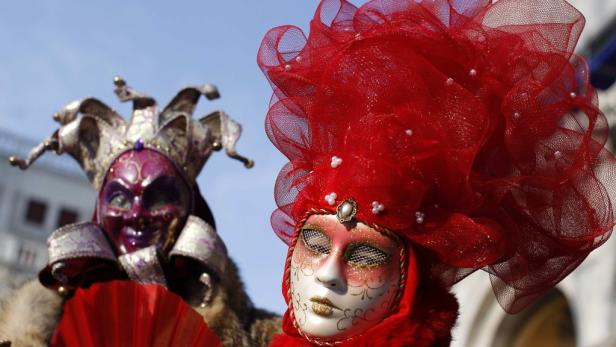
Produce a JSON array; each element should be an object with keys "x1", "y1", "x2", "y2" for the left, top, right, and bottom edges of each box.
[{"x1": 0, "y1": 129, "x2": 94, "y2": 297}]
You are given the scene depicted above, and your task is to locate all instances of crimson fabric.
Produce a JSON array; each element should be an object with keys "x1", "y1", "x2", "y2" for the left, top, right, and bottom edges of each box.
[
  {"x1": 51, "y1": 280, "x2": 221, "y2": 347},
  {"x1": 258, "y1": 0, "x2": 616, "y2": 320}
]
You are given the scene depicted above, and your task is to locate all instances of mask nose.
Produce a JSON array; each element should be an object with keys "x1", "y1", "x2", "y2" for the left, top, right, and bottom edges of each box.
[
  {"x1": 127, "y1": 196, "x2": 147, "y2": 228},
  {"x1": 315, "y1": 254, "x2": 347, "y2": 292}
]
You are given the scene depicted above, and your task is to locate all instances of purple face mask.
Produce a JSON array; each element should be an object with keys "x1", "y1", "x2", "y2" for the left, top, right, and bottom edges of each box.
[{"x1": 97, "y1": 149, "x2": 192, "y2": 255}]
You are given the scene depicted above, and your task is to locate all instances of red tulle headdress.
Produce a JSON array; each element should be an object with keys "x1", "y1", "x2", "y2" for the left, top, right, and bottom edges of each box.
[{"x1": 259, "y1": 0, "x2": 616, "y2": 320}]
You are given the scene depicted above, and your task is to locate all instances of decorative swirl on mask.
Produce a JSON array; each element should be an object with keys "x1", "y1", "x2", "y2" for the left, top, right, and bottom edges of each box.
[
  {"x1": 291, "y1": 286, "x2": 309, "y2": 326},
  {"x1": 291, "y1": 250, "x2": 317, "y2": 283},
  {"x1": 348, "y1": 275, "x2": 388, "y2": 301},
  {"x1": 336, "y1": 307, "x2": 379, "y2": 331}
]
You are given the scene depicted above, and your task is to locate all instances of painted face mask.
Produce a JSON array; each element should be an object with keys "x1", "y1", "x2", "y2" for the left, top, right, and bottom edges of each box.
[
  {"x1": 289, "y1": 214, "x2": 408, "y2": 341},
  {"x1": 97, "y1": 149, "x2": 192, "y2": 255}
]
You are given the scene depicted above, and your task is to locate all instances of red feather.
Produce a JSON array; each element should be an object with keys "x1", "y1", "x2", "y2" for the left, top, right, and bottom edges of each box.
[{"x1": 51, "y1": 280, "x2": 220, "y2": 347}]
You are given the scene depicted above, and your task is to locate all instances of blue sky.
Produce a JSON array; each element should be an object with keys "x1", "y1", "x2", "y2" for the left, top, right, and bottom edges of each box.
[{"x1": 0, "y1": 0, "x2": 364, "y2": 313}]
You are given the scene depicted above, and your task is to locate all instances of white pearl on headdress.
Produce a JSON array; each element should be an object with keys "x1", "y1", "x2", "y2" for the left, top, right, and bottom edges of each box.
[
  {"x1": 355, "y1": 33, "x2": 362, "y2": 39},
  {"x1": 445, "y1": 78, "x2": 454, "y2": 86},
  {"x1": 330, "y1": 156, "x2": 342, "y2": 168},
  {"x1": 284, "y1": 64, "x2": 291, "y2": 71},
  {"x1": 405, "y1": 129, "x2": 413, "y2": 136},
  {"x1": 325, "y1": 193, "x2": 337, "y2": 206},
  {"x1": 570, "y1": 92, "x2": 577, "y2": 98},
  {"x1": 295, "y1": 56, "x2": 302, "y2": 62},
  {"x1": 554, "y1": 150, "x2": 563, "y2": 159},
  {"x1": 371, "y1": 201, "x2": 385, "y2": 214},
  {"x1": 512, "y1": 112, "x2": 521, "y2": 121},
  {"x1": 415, "y1": 211, "x2": 425, "y2": 224},
  {"x1": 469, "y1": 69, "x2": 477, "y2": 77}
]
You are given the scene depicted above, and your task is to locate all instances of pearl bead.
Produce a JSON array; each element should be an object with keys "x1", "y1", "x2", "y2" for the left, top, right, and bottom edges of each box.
[
  {"x1": 446, "y1": 78, "x2": 454, "y2": 86},
  {"x1": 331, "y1": 156, "x2": 342, "y2": 168},
  {"x1": 469, "y1": 69, "x2": 477, "y2": 77},
  {"x1": 284, "y1": 64, "x2": 291, "y2": 71},
  {"x1": 325, "y1": 193, "x2": 337, "y2": 206},
  {"x1": 405, "y1": 129, "x2": 413, "y2": 136},
  {"x1": 371, "y1": 201, "x2": 384, "y2": 214},
  {"x1": 570, "y1": 92, "x2": 577, "y2": 98},
  {"x1": 554, "y1": 151, "x2": 562, "y2": 159},
  {"x1": 415, "y1": 211, "x2": 425, "y2": 224},
  {"x1": 340, "y1": 202, "x2": 353, "y2": 218}
]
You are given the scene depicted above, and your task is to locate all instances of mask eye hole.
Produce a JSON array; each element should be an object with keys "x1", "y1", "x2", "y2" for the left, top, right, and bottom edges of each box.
[
  {"x1": 109, "y1": 192, "x2": 131, "y2": 210},
  {"x1": 143, "y1": 177, "x2": 181, "y2": 210},
  {"x1": 345, "y1": 244, "x2": 390, "y2": 268},
  {"x1": 301, "y1": 228, "x2": 332, "y2": 255}
]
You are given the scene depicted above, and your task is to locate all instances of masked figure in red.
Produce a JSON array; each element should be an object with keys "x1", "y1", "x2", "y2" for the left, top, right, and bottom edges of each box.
[
  {"x1": 0, "y1": 78, "x2": 280, "y2": 347},
  {"x1": 258, "y1": 0, "x2": 616, "y2": 345}
]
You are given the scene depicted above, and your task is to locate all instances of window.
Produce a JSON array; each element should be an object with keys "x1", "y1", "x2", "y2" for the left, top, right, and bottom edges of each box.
[
  {"x1": 57, "y1": 208, "x2": 79, "y2": 228},
  {"x1": 16, "y1": 243, "x2": 37, "y2": 269},
  {"x1": 24, "y1": 199, "x2": 47, "y2": 225}
]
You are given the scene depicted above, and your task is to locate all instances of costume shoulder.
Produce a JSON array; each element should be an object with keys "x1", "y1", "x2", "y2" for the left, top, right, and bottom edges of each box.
[{"x1": 0, "y1": 280, "x2": 63, "y2": 347}]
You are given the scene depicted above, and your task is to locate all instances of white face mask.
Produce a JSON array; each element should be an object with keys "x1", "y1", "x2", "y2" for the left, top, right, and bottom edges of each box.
[{"x1": 289, "y1": 214, "x2": 402, "y2": 341}]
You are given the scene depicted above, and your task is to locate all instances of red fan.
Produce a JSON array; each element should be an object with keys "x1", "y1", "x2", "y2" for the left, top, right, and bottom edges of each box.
[{"x1": 51, "y1": 280, "x2": 221, "y2": 347}]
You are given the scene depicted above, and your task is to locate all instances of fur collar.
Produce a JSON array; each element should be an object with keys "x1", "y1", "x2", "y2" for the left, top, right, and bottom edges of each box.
[{"x1": 0, "y1": 281, "x2": 63, "y2": 347}]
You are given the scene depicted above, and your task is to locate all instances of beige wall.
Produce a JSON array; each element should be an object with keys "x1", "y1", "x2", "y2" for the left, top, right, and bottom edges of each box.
[{"x1": 0, "y1": 133, "x2": 94, "y2": 296}]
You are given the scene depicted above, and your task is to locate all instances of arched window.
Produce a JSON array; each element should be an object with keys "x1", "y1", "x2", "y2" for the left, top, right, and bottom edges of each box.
[{"x1": 493, "y1": 289, "x2": 576, "y2": 347}]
